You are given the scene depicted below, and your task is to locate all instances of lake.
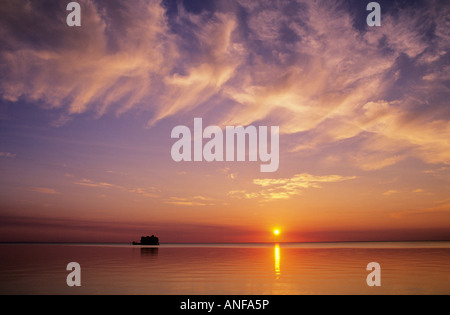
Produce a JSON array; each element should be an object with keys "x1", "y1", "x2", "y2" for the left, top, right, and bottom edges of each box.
[{"x1": 0, "y1": 242, "x2": 449, "y2": 295}]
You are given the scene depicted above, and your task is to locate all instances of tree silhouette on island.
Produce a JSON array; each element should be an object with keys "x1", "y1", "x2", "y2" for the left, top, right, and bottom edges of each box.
[{"x1": 132, "y1": 235, "x2": 159, "y2": 245}]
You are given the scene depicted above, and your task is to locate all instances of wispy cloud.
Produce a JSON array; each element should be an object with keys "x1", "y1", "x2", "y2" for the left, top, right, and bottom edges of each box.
[
  {"x1": 0, "y1": 152, "x2": 16, "y2": 158},
  {"x1": 383, "y1": 188, "x2": 426, "y2": 197},
  {"x1": 75, "y1": 178, "x2": 159, "y2": 199},
  {"x1": 390, "y1": 199, "x2": 450, "y2": 219},
  {"x1": 165, "y1": 196, "x2": 215, "y2": 207},
  {"x1": 229, "y1": 173, "x2": 356, "y2": 201},
  {"x1": 25, "y1": 187, "x2": 59, "y2": 195},
  {"x1": 50, "y1": 114, "x2": 73, "y2": 128},
  {"x1": 149, "y1": 10, "x2": 243, "y2": 125},
  {"x1": 128, "y1": 187, "x2": 160, "y2": 199},
  {"x1": 383, "y1": 190, "x2": 400, "y2": 197},
  {"x1": 0, "y1": 0, "x2": 174, "y2": 115},
  {"x1": 75, "y1": 179, "x2": 124, "y2": 190}
]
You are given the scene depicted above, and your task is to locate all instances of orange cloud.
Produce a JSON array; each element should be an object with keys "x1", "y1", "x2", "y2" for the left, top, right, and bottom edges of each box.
[
  {"x1": 229, "y1": 173, "x2": 356, "y2": 202},
  {"x1": 25, "y1": 187, "x2": 59, "y2": 195},
  {"x1": 383, "y1": 190, "x2": 400, "y2": 197},
  {"x1": 165, "y1": 196, "x2": 215, "y2": 207}
]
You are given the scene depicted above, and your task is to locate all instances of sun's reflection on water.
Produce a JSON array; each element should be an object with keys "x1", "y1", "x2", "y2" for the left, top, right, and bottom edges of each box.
[{"x1": 274, "y1": 244, "x2": 281, "y2": 277}]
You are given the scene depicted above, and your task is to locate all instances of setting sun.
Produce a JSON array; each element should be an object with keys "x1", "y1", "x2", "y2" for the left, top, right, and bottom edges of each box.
[{"x1": 273, "y1": 229, "x2": 280, "y2": 236}]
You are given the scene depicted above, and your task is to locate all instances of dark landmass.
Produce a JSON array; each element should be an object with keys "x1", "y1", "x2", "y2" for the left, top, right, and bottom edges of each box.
[{"x1": 132, "y1": 235, "x2": 159, "y2": 245}]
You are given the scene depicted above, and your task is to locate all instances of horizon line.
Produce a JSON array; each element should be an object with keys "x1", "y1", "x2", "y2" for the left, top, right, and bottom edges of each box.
[{"x1": 1, "y1": 239, "x2": 449, "y2": 245}]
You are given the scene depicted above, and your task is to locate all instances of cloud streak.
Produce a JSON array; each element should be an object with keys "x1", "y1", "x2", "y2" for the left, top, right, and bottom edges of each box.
[
  {"x1": 165, "y1": 196, "x2": 215, "y2": 207},
  {"x1": 229, "y1": 173, "x2": 356, "y2": 201},
  {"x1": 0, "y1": 152, "x2": 16, "y2": 158},
  {"x1": 25, "y1": 187, "x2": 59, "y2": 195},
  {"x1": 75, "y1": 178, "x2": 159, "y2": 199}
]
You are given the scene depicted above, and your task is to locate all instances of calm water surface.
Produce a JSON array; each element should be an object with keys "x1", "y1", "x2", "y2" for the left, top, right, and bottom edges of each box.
[{"x1": 0, "y1": 242, "x2": 449, "y2": 295}]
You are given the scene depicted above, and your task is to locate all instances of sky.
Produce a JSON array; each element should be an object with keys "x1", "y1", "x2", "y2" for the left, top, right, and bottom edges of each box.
[{"x1": 0, "y1": 0, "x2": 449, "y2": 243}]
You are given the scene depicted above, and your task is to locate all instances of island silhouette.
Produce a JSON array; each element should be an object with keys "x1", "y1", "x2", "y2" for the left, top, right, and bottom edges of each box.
[{"x1": 132, "y1": 235, "x2": 160, "y2": 246}]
